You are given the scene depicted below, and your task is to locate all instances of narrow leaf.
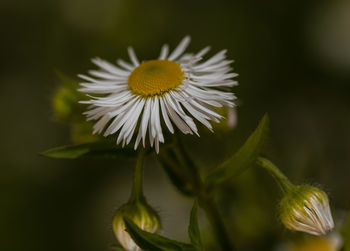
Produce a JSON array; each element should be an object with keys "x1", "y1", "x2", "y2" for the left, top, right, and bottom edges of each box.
[
  {"x1": 205, "y1": 114, "x2": 270, "y2": 191},
  {"x1": 188, "y1": 201, "x2": 202, "y2": 250},
  {"x1": 40, "y1": 141, "x2": 138, "y2": 159},
  {"x1": 124, "y1": 217, "x2": 195, "y2": 251}
]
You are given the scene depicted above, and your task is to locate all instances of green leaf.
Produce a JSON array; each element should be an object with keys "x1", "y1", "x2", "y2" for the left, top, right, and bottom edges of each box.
[
  {"x1": 40, "y1": 141, "x2": 138, "y2": 159},
  {"x1": 124, "y1": 217, "x2": 195, "y2": 251},
  {"x1": 188, "y1": 201, "x2": 202, "y2": 250},
  {"x1": 341, "y1": 209, "x2": 350, "y2": 251},
  {"x1": 205, "y1": 114, "x2": 270, "y2": 191}
]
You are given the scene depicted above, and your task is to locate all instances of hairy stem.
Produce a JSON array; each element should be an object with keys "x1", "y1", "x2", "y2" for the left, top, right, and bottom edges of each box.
[
  {"x1": 130, "y1": 148, "x2": 146, "y2": 202},
  {"x1": 257, "y1": 157, "x2": 293, "y2": 194}
]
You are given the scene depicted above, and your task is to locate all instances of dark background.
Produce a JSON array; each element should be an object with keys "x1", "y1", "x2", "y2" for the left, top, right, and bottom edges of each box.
[{"x1": 1, "y1": 0, "x2": 350, "y2": 250}]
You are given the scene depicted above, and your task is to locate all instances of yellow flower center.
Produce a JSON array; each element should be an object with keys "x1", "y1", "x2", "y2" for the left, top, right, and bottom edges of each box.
[{"x1": 128, "y1": 60, "x2": 184, "y2": 96}]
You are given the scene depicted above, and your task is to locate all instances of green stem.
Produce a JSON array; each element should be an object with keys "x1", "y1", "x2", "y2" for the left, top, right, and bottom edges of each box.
[
  {"x1": 198, "y1": 193, "x2": 236, "y2": 251},
  {"x1": 130, "y1": 147, "x2": 146, "y2": 202},
  {"x1": 170, "y1": 138, "x2": 236, "y2": 251},
  {"x1": 256, "y1": 157, "x2": 293, "y2": 194}
]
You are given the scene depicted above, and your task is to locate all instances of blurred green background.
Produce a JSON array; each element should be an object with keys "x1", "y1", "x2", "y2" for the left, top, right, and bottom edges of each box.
[{"x1": 1, "y1": 0, "x2": 350, "y2": 250}]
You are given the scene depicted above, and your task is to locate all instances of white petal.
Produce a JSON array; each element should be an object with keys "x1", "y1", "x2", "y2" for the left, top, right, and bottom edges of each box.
[
  {"x1": 85, "y1": 106, "x2": 114, "y2": 120},
  {"x1": 88, "y1": 70, "x2": 126, "y2": 80},
  {"x1": 159, "y1": 44, "x2": 169, "y2": 60},
  {"x1": 91, "y1": 57, "x2": 131, "y2": 76},
  {"x1": 117, "y1": 59, "x2": 135, "y2": 71},
  {"x1": 168, "y1": 36, "x2": 191, "y2": 61},
  {"x1": 181, "y1": 101, "x2": 213, "y2": 131},
  {"x1": 140, "y1": 99, "x2": 152, "y2": 147},
  {"x1": 103, "y1": 97, "x2": 139, "y2": 136},
  {"x1": 78, "y1": 74, "x2": 97, "y2": 82},
  {"x1": 159, "y1": 97, "x2": 174, "y2": 133},
  {"x1": 134, "y1": 129, "x2": 142, "y2": 150},
  {"x1": 183, "y1": 88, "x2": 222, "y2": 107},
  {"x1": 195, "y1": 46, "x2": 211, "y2": 58},
  {"x1": 116, "y1": 98, "x2": 143, "y2": 144},
  {"x1": 194, "y1": 50, "x2": 227, "y2": 69},
  {"x1": 93, "y1": 114, "x2": 111, "y2": 134},
  {"x1": 193, "y1": 60, "x2": 233, "y2": 72},
  {"x1": 148, "y1": 117, "x2": 155, "y2": 147},
  {"x1": 127, "y1": 47, "x2": 140, "y2": 66},
  {"x1": 189, "y1": 79, "x2": 238, "y2": 88},
  {"x1": 80, "y1": 79, "x2": 127, "y2": 86},
  {"x1": 155, "y1": 136, "x2": 160, "y2": 153},
  {"x1": 165, "y1": 93, "x2": 198, "y2": 135},
  {"x1": 167, "y1": 93, "x2": 198, "y2": 135},
  {"x1": 163, "y1": 96, "x2": 192, "y2": 134},
  {"x1": 124, "y1": 99, "x2": 146, "y2": 144},
  {"x1": 78, "y1": 85, "x2": 128, "y2": 94},
  {"x1": 152, "y1": 97, "x2": 164, "y2": 142}
]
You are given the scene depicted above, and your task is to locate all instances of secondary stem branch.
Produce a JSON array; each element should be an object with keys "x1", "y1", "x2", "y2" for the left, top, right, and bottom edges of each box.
[
  {"x1": 256, "y1": 157, "x2": 293, "y2": 194},
  {"x1": 171, "y1": 138, "x2": 236, "y2": 251}
]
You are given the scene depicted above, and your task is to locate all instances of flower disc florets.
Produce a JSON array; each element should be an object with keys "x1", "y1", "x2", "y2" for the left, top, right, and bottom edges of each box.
[
  {"x1": 128, "y1": 60, "x2": 184, "y2": 96},
  {"x1": 79, "y1": 36, "x2": 238, "y2": 152},
  {"x1": 280, "y1": 185, "x2": 334, "y2": 236}
]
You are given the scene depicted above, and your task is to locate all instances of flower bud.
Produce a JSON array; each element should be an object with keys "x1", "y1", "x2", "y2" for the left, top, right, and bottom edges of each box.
[
  {"x1": 112, "y1": 199, "x2": 160, "y2": 251},
  {"x1": 280, "y1": 185, "x2": 334, "y2": 236},
  {"x1": 52, "y1": 87, "x2": 77, "y2": 122}
]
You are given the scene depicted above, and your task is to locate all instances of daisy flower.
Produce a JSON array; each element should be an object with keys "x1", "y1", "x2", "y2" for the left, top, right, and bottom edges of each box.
[{"x1": 79, "y1": 36, "x2": 238, "y2": 153}]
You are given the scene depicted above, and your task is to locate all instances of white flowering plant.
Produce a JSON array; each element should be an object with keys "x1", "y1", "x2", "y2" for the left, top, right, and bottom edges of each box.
[{"x1": 41, "y1": 37, "x2": 350, "y2": 251}]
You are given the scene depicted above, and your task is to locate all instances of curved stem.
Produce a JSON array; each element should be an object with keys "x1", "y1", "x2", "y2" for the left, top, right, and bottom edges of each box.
[
  {"x1": 170, "y1": 138, "x2": 236, "y2": 251},
  {"x1": 130, "y1": 147, "x2": 146, "y2": 202},
  {"x1": 256, "y1": 157, "x2": 293, "y2": 194}
]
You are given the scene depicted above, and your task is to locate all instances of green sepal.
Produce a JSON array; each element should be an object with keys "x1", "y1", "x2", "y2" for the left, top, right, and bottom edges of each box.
[
  {"x1": 40, "y1": 141, "x2": 139, "y2": 159},
  {"x1": 124, "y1": 217, "x2": 195, "y2": 251},
  {"x1": 188, "y1": 201, "x2": 203, "y2": 250},
  {"x1": 205, "y1": 114, "x2": 269, "y2": 191}
]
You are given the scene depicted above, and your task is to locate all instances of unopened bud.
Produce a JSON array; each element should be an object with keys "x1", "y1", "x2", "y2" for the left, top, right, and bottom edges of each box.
[
  {"x1": 112, "y1": 199, "x2": 160, "y2": 251},
  {"x1": 280, "y1": 185, "x2": 334, "y2": 236}
]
